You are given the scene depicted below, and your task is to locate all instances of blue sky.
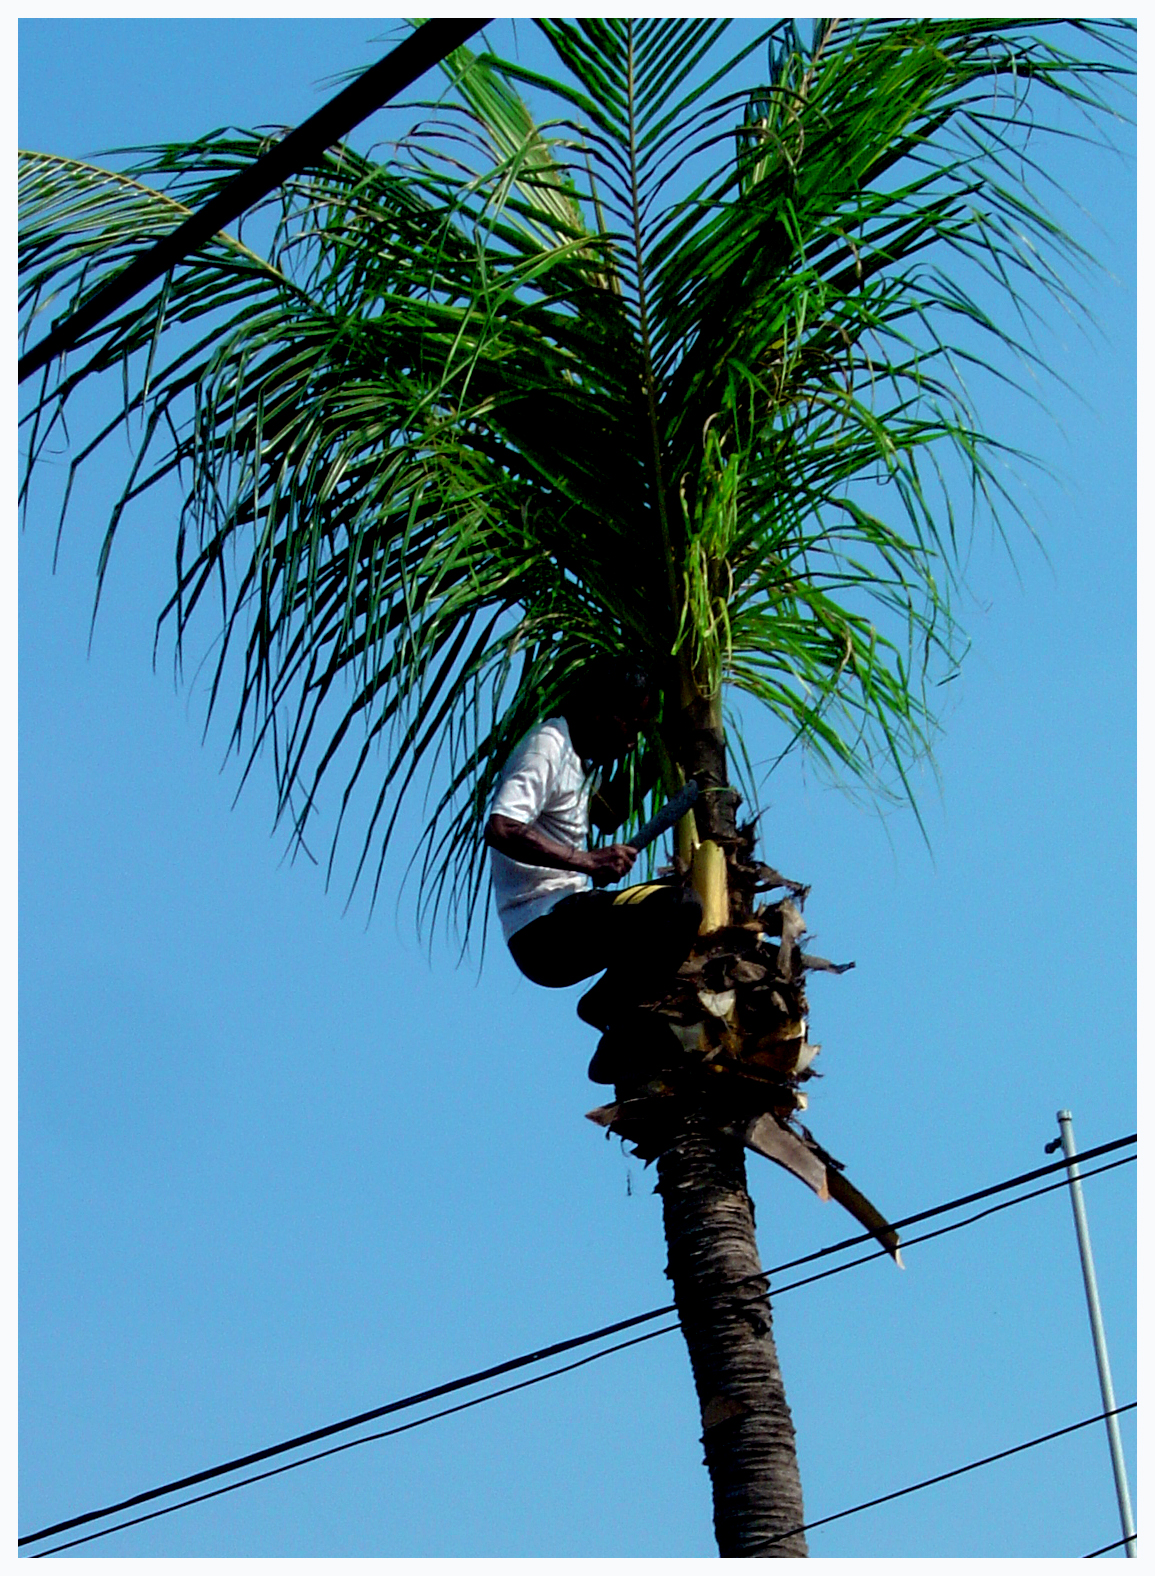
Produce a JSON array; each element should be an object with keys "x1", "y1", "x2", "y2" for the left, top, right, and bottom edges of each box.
[{"x1": 18, "y1": 18, "x2": 1136, "y2": 1561}]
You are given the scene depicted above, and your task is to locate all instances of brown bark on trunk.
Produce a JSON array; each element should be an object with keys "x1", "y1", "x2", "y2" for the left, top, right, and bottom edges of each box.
[
  {"x1": 634, "y1": 672, "x2": 807, "y2": 1552},
  {"x1": 657, "y1": 1112, "x2": 807, "y2": 1556}
]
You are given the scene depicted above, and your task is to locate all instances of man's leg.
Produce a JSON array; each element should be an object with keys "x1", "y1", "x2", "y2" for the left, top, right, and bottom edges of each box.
[
  {"x1": 507, "y1": 883, "x2": 705, "y2": 1087},
  {"x1": 506, "y1": 891, "x2": 617, "y2": 989},
  {"x1": 506, "y1": 884, "x2": 703, "y2": 1018},
  {"x1": 576, "y1": 883, "x2": 703, "y2": 1028}
]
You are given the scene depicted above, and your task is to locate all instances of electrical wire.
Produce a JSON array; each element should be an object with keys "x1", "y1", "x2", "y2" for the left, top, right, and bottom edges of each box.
[
  {"x1": 752, "y1": 1131, "x2": 1136, "y2": 1285},
  {"x1": 38, "y1": 1365, "x2": 1137, "y2": 1560},
  {"x1": 770, "y1": 1154, "x2": 1136, "y2": 1298},
  {"x1": 33, "y1": 1153, "x2": 1136, "y2": 1556},
  {"x1": 750, "y1": 1402, "x2": 1138, "y2": 1554},
  {"x1": 1086, "y1": 1534, "x2": 1138, "y2": 1558},
  {"x1": 19, "y1": 1133, "x2": 1136, "y2": 1552},
  {"x1": 17, "y1": 19, "x2": 490, "y2": 384},
  {"x1": 33, "y1": 1323, "x2": 682, "y2": 1557},
  {"x1": 20, "y1": 1137, "x2": 1135, "y2": 1550},
  {"x1": 18, "y1": 1306, "x2": 675, "y2": 1548}
]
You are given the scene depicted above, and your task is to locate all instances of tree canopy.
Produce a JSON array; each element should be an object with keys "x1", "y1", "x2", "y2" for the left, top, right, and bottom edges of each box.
[{"x1": 18, "y1": 18, "x2": 1134, "y2": 941}]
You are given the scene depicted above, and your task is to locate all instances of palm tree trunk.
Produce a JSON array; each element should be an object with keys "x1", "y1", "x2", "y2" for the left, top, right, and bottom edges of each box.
[
  {"x1": 655, "y1": 680, "x2": 807, "y2": 1556},
  {"x1": 657, "y1": 1113, "x2": 807, "y2": 1556}
]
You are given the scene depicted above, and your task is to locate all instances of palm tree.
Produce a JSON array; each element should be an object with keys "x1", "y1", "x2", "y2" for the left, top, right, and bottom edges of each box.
[{"x1": 19, "y1": 18, "x2": 1132, "y2": 1556}]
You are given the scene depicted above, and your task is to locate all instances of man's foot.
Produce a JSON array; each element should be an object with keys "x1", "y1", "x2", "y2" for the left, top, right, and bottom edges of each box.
[
  {"x1": 587, "y1": 1012, "x2": 679, "y2": 1086},
  {"x1": 576, "y1": 974, "x2": 619, "y2": 1030},
  {"x1": 587, "y1": 1033, "x2": 619, "y2": 1084}
]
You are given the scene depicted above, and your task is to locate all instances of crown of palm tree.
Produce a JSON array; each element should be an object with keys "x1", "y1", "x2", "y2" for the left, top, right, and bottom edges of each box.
[{"x1": 19, "y1": 18, "x2": 1133, "y2": 942}]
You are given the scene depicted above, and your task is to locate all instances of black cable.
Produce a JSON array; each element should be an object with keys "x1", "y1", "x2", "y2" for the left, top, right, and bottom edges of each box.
[
  {"x1": 32, "y1": 1153, "x2": 1136, "y2": 1555},
  {"x1": 17, "y1": 18, "x2": 490, "y2": 384},
  {"x1": 38, "y1": 1363, "x2": 1138, "y2": 1559},
  {"x1": 770, "y1": 1154, "x2": 1136, "y2": 1297},
  {"x1": 18, "y1": 1133, "x2": 1136, "y2": 1550},
  {"x1": 751, "y1": 1403, "x2": 1138, "y2": 1553},
  {"x1": 34, "y1": 1322, "x2": 682, "y2": 1557},
  {"x1": 760, "y1": 1131, "x2": 1137, "y2": 1285},
  {"x1": 17, "y1": 1300, "x2": 674, "y2": 1547},
  {"x1": 1086, "y1": 1534, "x2": 1138, "y2": 1558}
]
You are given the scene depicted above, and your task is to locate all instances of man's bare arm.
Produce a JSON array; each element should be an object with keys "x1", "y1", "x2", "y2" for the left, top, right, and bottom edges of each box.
[{"x1": 485, "y1": 814, "x2": 636, "y2": 887}]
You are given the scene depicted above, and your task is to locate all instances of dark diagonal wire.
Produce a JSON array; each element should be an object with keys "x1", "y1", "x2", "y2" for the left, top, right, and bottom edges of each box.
[
  {"x1": 33, "y1": 1323, "x2": 681, "y2": 1556},
  {"x1": 17, "y1": 18, "x2": 490, "y2": 383},
  {"x1": 29, "y1": 1158, "x2": 1138, "y2": 1554},
  {"x1": 751, "y1": 1403, "x2": 1138, "y2": 1553},
  {"x1": 18, "y1": 1302, "x2": 673, "y2": 1546},
  {"x1": 770, "y1": 1154, "x2": 1136, "y2": 1297},
  {"x1": 1086, "y1": 1534, "x2": 1139, "y2": 1557},
  {"x1": 19, "y1": 1133, "x2": 1136, "y2": 1550}
]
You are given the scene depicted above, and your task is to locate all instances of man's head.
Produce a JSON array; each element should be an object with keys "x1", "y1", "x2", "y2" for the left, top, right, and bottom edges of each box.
[{"x1": 563, "y1": 657, "x2": 656, "y2": 768}]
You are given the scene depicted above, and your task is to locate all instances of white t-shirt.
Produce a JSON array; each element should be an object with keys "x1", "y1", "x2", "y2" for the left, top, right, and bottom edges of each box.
[{"x1": 489, "y1": 716, "x2": 599, "y2": 942}]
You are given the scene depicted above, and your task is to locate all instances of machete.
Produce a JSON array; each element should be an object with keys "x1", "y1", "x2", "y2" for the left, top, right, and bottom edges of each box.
[{"x1": 627, "y1": 779, "x2": 700, "y2": 853}]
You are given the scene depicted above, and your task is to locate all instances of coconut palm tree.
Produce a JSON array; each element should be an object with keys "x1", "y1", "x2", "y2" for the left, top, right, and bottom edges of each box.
[{"x1": 18, "y1": 18, "x2": 1132, "y2": 1556}]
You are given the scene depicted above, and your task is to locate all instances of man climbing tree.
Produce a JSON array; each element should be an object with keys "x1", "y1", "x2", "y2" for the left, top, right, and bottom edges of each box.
[
  {"x1": 485, "y1": 659, "x2": 703, "y2": 1080},
  {"x1": 19, "y1": 17, "x2": 1133, "y2": 1557}
]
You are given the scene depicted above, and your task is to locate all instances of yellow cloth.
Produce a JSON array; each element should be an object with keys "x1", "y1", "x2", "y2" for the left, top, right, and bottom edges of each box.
[{"x1": 611, "y1": 883, "x2": 667, "y2": 907}]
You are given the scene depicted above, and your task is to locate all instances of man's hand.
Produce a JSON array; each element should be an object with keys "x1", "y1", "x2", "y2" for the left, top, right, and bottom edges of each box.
[
  {"x1": 580, "y1": 844, "x2": 637, "y2": 888},
  {"x1": 485, "y1": 814, "x2": 636, "y2": 888}
]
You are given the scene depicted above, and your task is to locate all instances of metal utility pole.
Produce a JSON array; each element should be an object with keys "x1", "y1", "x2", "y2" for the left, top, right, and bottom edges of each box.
[{"x1": 1048, "y1": 1110, "x2": 1136, "y2": 1556}]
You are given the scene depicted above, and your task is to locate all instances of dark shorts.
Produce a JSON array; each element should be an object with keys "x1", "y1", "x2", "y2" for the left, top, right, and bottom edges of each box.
[{"x1": 507, "y1": 882, "x2": 702, "y2": 992}]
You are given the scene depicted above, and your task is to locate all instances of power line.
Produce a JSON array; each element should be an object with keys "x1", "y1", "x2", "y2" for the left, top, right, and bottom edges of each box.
[
  {"x1": 19, "y1": 1133, "x2": 1135, "y2": 1551},
  {"x1": 34, "y1": 1153, "x2": 1135, "y2": 1556},
  {"x1": 750, "y1": 1403, "x2": 1138, "y2": 1554},
  {"x1": 763, "y1": 1132, "x2": 1136, "y2": 1283},
  {"x1": 20, "y1": 1137, "x2": 1135, "y2": 1549},
  {"x1": 18, "y1": 1305, "x2": 674, "y2": 1548},
  {"x1": 769, "y1": 1153, "x2": 1136, "y2": 1298},
  {"x1": 17, "y1": 18, "x2": 489, "y2": 384},
  {"x1": 38, "y1": 1348, "x2": 1137, "y2": 1559},
  {"x1": 1087, "y1": 1534, "x2": 1139, "y2": 1558},
  {"x1": 33, "y1": 1324, "x2": 681, "y2": 1557}
]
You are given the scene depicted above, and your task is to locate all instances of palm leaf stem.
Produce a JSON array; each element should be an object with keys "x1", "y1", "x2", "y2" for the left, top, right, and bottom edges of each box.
[{"x1": 622, "y1": 20, "x2": 681, "y2": 645}]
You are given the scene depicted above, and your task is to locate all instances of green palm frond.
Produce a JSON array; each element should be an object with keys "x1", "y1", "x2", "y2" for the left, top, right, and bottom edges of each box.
[{"x1": 18, "y1": 17, "x2": 1134, "y2": 942}]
